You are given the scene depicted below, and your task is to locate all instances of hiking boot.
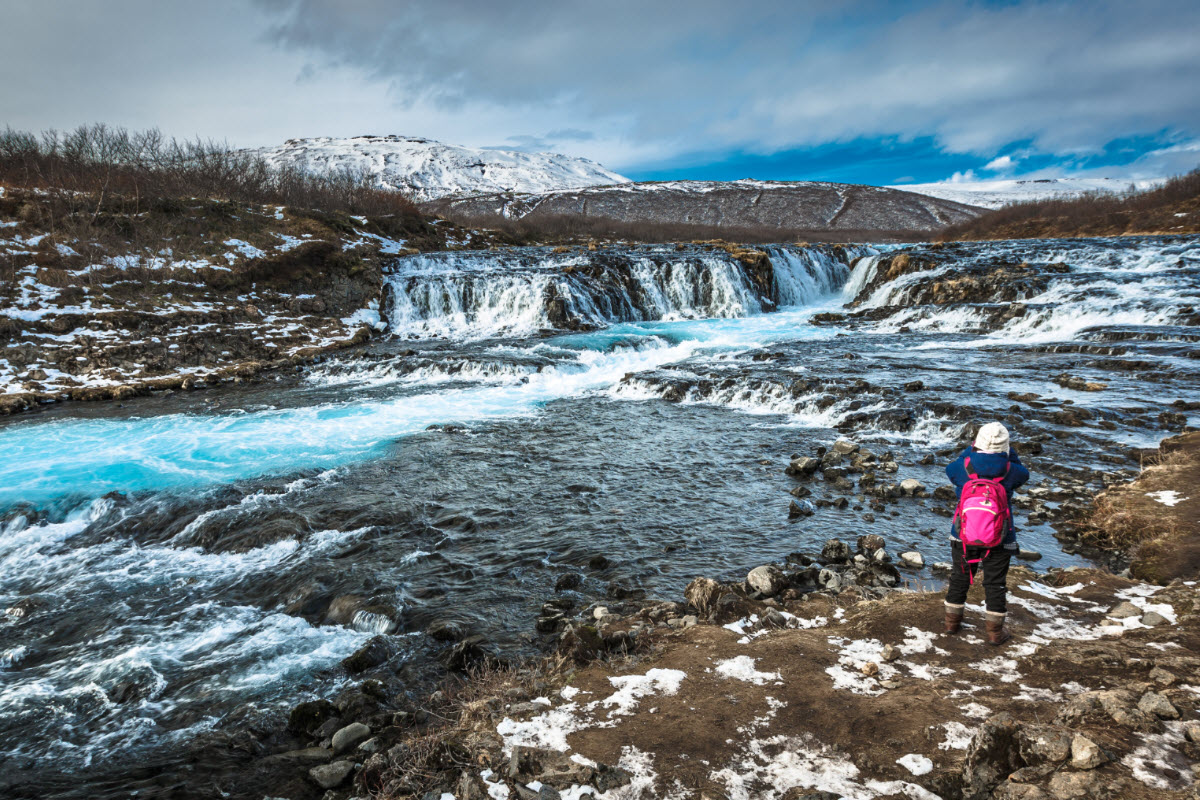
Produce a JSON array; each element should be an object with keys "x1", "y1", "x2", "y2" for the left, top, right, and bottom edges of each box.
[
  {"x1": 944, "y1": 602, "x2": 964, "y2": 634},
  {"x1": 985, "y1": 613, "x2": 1012, "y2": 646}
]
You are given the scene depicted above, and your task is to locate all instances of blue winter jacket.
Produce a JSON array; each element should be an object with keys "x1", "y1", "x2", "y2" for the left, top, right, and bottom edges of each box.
[{"x1": 946, "y1": 445, "x2": 1030, "y2": 547}]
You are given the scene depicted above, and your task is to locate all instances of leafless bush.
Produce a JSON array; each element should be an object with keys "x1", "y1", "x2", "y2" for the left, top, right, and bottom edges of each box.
[{"x1": 0, "y1": 124, "x2": 419, "y2": 221}]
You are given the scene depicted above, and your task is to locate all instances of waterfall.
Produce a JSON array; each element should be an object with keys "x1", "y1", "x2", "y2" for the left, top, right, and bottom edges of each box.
[{"x1": 380, "y1": 244, "x2": 870, "y2": 339}]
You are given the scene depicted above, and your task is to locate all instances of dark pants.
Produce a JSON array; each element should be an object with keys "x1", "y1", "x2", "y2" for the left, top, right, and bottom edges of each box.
[{"x1": 945, "y1": 543, "x2": 1011, "y2": 614}]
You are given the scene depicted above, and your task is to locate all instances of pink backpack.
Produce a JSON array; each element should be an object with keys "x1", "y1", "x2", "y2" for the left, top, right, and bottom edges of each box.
[{"x1": 954, "y1": 458, "x2": 1010, "y2": 583}]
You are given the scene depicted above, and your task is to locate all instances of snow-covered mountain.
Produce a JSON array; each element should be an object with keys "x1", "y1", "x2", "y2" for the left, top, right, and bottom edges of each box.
[
  {"x1": 251, "y1": 135, "x2": 630, "y2": 202},
  {"x1": 888, "y1": 177, "x2": 1165, "y2": 210}
]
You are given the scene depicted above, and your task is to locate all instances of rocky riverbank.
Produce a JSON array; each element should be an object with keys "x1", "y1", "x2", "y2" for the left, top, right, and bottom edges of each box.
[
  {"x1": 227, "y1": 432, "x2": 1200, "y2": 800},
  {"x1": 0, "y1": 186, "x2": 456, "y2": 414}
]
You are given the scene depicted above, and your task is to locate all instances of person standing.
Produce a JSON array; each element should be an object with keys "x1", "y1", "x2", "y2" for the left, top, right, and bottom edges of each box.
[{"x1": 943, "y1": 421, "x2": 1029, "y2": 645}]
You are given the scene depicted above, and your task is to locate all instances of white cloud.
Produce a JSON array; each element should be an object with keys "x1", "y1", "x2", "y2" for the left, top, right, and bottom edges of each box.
[{"x1": 984, "y1": 155, "x2": 1016, "y2": 171}]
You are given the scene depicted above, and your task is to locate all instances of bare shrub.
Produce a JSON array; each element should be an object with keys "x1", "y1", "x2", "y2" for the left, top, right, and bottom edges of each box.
[{"x1": 0, "y1": 124, "x2": 419, "y2": 225}]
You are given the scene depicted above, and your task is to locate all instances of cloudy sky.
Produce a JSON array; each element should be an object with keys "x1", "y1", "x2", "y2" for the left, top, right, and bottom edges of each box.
[{"x1": 3, "y1": 0, "x2": 1199, "y2": 185}]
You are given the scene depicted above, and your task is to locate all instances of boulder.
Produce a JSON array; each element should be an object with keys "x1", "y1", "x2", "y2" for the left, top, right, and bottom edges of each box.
[
  {"x1": 1016, "y1": 549, "x2": 1042, "y2": 561},
  {"x1": 856, "y1": 534, "x2": 885, "y2": 555},
  {"x1": 1017, "y1": 725, "x2": 1072, "y2": 764},
  {"x1": 1140, "y1": 610, "x2": 1169, "y2": 627},
  {"x1": 1106, "y1": 601, "x2": 1141, "y2": 619},
  {"x1": 331, "y1": 722, "x2": 371, "y2": 754},
  {"x1": 789, "y1": 499, "x2": 816, "y2": 518},
  {"x1": 786, "y1": 457, "x2": 821, "y2": 477},
  {"x1": 832, "y1": 438, "x2": 859, "y2": 455},
  {"x1": 1068, "y1": 734, "x2": 1107, "y2": 770},
  {"x1": 898, "y1": 551, "x2": 925, "y2": 569},
  {"x1": 1137, "y1": 691, "x2": 1179, "y2": 719},
  {"x1": 309, "y1": 760, "x2": 354, "y2": 789},
  {"x1": 747, "y1": 565, "x2": 788, "y2": 597},
  {"x1": 870, "y1": 563, "x2": 901, "y2": 587},
  {"x1": 899, "y1": 478, "x2": 924, "y2": 497},
  {"x1": 820, "y1": 539, "x2": 851, "y2": 564},
  {"x1": 817, "y1": 569, "x2": 842, "y2": 591},
  {"x1": 444, "y1": 634, "x2": 500, "y2": 672}
]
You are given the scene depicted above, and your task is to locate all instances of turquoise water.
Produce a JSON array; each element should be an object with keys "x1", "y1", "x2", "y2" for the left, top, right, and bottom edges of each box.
[{"x1": 0, "y1": 304, "x2": 843, "y2": 506}]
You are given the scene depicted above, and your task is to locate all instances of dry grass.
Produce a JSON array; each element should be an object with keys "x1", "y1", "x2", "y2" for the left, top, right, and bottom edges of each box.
[
  {"x1": 1076, "y1": 441, "x2": 1198, "y2": 552},
  {"x1": 1076, "y1": 493, "x2": 1182, "y2": 551}
]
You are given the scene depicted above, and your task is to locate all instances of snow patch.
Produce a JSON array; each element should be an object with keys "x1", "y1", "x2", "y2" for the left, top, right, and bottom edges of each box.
[
  {"x1": 713, "y1": 656, "x2": 782, "y2": 686},
  {"x1": 1145, "y1": 490, "x2": 1188, "y2": 507},
  {"x1": 896, "y1": 754, "x2": 934, "y2": 776}
]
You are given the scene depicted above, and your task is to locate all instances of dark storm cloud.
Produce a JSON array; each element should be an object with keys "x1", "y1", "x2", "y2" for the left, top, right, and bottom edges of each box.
[{"x1": 251, "y1": 0, "x2": 1200, "y2": 164}]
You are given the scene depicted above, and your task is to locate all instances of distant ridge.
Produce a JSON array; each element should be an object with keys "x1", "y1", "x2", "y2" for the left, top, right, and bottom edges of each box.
[
  {"x1": 889, "y1": 176, "x2": 1166, "y2": 210},
  {"x1": 249, "y1": 135, "x2": 630, "y2": 202},
  {"x1": 422, "y1": 179, "x2": 983, "y2": 236}
]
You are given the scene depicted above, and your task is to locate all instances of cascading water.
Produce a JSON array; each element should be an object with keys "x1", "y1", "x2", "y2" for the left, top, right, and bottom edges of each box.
[
  {"x1": 380, "y1": 243, "x2": 868, "y2": 339},
  {"x1": 0, "y1": 234, "x2": 1197, "y2": 799}
]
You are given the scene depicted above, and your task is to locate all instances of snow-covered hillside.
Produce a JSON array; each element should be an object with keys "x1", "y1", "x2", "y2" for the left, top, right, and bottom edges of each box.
[
  {"x1": 251, "y1": 136, "x2": 630, "y2": 202},
  {"x1": 888, "y1": 176, "x2": 1165, "y2": 210},
  {"x1": 888, "y1": 176, "x2": 1166, "y2": 209}
]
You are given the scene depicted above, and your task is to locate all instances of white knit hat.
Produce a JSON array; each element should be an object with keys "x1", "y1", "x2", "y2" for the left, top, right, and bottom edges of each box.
[{"x1": 974, "y1": 421, "x2": 1010, "y2": 454}]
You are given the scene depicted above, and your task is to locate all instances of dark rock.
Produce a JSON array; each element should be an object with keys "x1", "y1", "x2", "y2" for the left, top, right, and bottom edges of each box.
[
  {"x1": 555, "y1": 573, "x2": 583, "y2": 592},
  {"x1": 789, "y1": 499, "x2": 816, "y2": 518},
  {"x1": 856, "y1": 534, "x2": 885, "y2": 555},
  {"x1": 288, "y1": 699, "x2": 340, "y2": 735},
  {"x1": 342, "y1": 636, "x2": 392, "y2": 674},
  {"x1": 820, "y1": 539, "x2": 851, "y2": 563},
  {"x1": 786, "y1": 456, "x2": 821, "y2": 477},
  {"x1": 443, "y1": 635, "x2": 501, "y2": 672}
]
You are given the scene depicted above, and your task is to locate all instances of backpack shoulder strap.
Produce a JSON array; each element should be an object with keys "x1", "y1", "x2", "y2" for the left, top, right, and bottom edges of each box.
[{"x1": 965, "y1": 456, "x2": 976, "y2": 477}]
